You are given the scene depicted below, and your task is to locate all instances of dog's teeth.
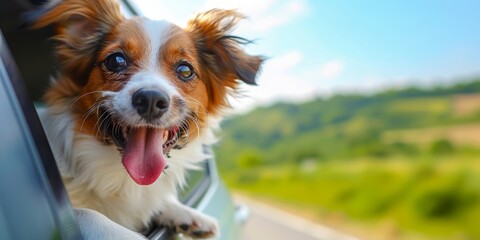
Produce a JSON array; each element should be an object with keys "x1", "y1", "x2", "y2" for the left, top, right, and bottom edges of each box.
[{"x1": 163, "y1": 131, "x2": 169, "y2": 141}]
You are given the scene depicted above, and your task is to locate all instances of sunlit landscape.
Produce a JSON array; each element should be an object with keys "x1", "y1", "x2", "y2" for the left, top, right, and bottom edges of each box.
[{"x1": 215, "y1": 80, "x2": 480, "y2": 239}]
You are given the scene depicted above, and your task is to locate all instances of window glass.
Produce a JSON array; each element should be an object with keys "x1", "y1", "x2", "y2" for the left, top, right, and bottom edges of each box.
[{"x1": 179, "y1": 161, "x2": 210, "y2": 205}]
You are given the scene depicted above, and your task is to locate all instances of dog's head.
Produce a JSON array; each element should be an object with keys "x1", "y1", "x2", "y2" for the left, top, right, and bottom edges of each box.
[{"x1": 33, "y1": 0, "x2": 263, "y2": 185}]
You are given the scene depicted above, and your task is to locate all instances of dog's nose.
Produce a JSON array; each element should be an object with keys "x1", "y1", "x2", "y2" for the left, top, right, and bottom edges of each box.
[{"x1": 132, "y1": 89, "x2": 169, "y2": 121}]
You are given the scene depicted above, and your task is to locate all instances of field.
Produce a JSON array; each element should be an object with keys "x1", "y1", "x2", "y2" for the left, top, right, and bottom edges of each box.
[
  {"x1": 226, "y1": 157, "x2": 480, "y2": 240},
  {"x1": 383, "y1": 123, "x2": 480, "y2": 147},
  {"x1": 215, "y1": 80, "x2": 480, "y2": 239}
]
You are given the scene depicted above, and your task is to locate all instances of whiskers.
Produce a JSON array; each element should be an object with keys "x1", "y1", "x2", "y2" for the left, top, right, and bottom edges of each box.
[
  {"x1": 71, "y1": 90, "x2": 104, "y2": 106},
  {"x1": 77, "y1": 95, "x2": 116, "y2": 145},
  {"x1": 76, "y1": 90, "x2": 111, "y2": 135},
  {"x1": 94, "y1": 103, "x2": 126, "y2": 145},
  {"x1": 95, "y1": 107, "x2": 110, "y2": 142},
  {"x1": 78, "y1": 98, "x2": 103, "y2": 134},
  {"x1": 177, "y1": 115, "x2": 195, "y2": 145},
  {"x1": 177, "y1": 96, "x2": 210, "y2": 145},
  {"x1": 184, "y1": 96, "x2": 209, "y2": 118}
]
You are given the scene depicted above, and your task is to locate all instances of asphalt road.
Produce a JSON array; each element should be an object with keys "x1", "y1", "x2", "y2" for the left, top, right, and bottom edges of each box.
[{"x1": 235, "y1": 195, "x2": 360, "y2": 240}]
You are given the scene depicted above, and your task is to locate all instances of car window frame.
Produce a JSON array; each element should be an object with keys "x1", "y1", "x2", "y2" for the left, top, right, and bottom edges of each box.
[{"x1": 0, "y1": 30, "x2": 82, "y2": 240}]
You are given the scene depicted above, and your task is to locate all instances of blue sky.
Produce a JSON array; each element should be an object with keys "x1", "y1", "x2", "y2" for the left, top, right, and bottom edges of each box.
[{"x1": 133, "y1": 0, "x2": 480, "y2": 112}]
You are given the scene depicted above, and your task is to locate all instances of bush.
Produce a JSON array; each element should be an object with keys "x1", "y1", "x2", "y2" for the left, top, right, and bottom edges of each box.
[
  {"x1": 236, "y1": 171, "x2": 260, "y2": 184},
  {"x1": 430, "y1": 139, "x2": 455, "y2": 155},
  {"x1": 236, "y1": 150, "x2": 263, "y2": 169},
  {"x1": 389, "y1": 141, "x2": 419, "y2": 156},
  {"x1": 414, "y1": 189, "x2": 460, "y2": 218},
  {"x1": 353, "y1": 143, "x2": 390, "y2": 158},
  {"x1": 413, "y1": 187, "x2": 476, "y2": 218},
  {"x1": 290, "y1": 147, "x2": 322, "y2": 164},
  {"x1": 411, "y1": 172, "x2": 477, "y2": 219}
]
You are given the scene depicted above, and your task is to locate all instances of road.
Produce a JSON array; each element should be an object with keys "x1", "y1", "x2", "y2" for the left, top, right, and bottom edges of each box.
[{"x1": 235, "y1": 195, "x2": 360, "y2": 240}]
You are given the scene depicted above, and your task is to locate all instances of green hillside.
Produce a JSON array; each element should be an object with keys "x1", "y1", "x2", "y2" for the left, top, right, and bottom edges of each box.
[
  {"x1": 216, "y1": 80, "x2": 480, "y2": 168},
  {"x1": 214, "y1": 79, "x2": 480, "y2": 240}
]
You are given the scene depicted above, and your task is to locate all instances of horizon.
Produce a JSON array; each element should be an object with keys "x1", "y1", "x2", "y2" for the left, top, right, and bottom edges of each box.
[
  {"x1": 132, "y1": 0, "x2": 480, "y2": 113},
  {"x1": 228, "y1": 76, "x2": 480, "y2": 115}
]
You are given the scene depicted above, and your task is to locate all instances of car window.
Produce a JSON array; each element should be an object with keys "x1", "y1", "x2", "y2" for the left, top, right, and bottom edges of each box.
[
  {"x1": 180, "y1": 160, "x2": 211, "y2": 205},
  {"x1": 0, "y1": 31, "x2": 82, "y2": 240}
]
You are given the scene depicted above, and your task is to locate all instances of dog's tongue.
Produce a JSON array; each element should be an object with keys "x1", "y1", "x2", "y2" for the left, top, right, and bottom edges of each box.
[{"x1": 122, "y1": 127, "x2": 166, "y2": 185}]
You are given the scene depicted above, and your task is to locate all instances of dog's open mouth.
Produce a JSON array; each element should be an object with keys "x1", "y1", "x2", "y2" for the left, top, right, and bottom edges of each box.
[
  {"x1": 110, "y1": 124, "x2": 180, "y2": 155},
  {"x1": 99, "y1": 110, "x2": 185, "y2": 185}
]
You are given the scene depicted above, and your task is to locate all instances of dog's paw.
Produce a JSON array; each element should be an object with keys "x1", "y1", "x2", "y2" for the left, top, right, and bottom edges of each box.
[
  {"x1": 158, "y1": 204, "x2": 219, "y2": 239},
  {"x1": 172, "y1": 210, "x2": 218, "y2": 239}
]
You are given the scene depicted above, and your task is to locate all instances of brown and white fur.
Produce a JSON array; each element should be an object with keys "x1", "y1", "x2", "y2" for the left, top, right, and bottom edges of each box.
[{"x1": 32, "y1": 0, "x2": 262, "y2": 239}]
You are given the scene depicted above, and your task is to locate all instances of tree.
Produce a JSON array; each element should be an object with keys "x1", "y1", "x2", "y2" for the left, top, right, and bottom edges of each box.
[
  {"x1": 236, "y1": 150, "x2": 263, "y2": 169},
  {"x1": 430, "y1": 139, "x2": 454, "y2": 155}
]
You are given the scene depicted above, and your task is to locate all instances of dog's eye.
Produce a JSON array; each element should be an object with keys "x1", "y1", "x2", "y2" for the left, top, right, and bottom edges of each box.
[
  {"x1": 104, "y1": 53, "x2": 129, "y2": 72},
  {"x1": 175, "y1": 63, "x2": 194, "y2": 81}
]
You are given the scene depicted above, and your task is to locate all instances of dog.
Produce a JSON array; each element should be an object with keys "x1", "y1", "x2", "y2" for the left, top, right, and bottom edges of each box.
[{"x1": 31, "y1": 0, "x2": 263, "y2": 238}]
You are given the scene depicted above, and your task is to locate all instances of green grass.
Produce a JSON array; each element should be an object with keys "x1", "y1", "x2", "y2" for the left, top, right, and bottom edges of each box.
[{"x1": 222, "y1": 157, "x2": 480, "y2": 239}]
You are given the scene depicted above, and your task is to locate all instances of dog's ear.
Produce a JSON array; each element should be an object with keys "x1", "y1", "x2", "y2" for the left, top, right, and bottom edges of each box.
[
  {"x1": 186, "y1": 9, "x2": 264, "y2": 113},
  {"x1": 30, "y1": 0, "x2": 124, "y2": 86}
]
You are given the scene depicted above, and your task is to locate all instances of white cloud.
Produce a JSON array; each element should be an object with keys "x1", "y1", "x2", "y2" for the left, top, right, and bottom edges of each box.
[
  {"x1": 235, "y1": 0, "x2": 307, "y2": 34},
  {"x1": 229, "y1": 56, "x2": 352, "y2": 113},
  {"x1": 319, "y1": 60, "x2": 344, "y2": 79},
  {"x1": 133, "y1": 0, "x2": 307, "y2": 34},
  {"x1": 239, "y1": 0, "x2": 306, "y2": 33},
  {"x1": 230, "y1": 51, "x2": 318, "y2": 113},
  {"x1": 130, "y1": 0, "x2": 196, "y2": 24},
  {"x1": 201, "y1": 0, "x2": 276, "y2": 16}
]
